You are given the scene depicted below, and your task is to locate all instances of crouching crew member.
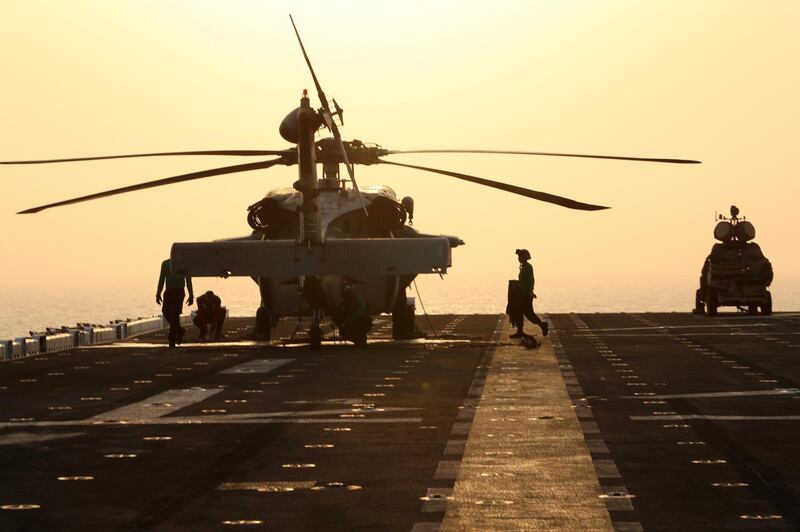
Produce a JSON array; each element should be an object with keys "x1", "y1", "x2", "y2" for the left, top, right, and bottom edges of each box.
[
  {"x1": 156, "y1": 258, "x2": 194, "y2": 348},
  {"x1": 194, "y1": 290, "x2": 227, "y2": 340},
  {"x1": 511, "y1": 248, "x2": 549, "y2": 338}
]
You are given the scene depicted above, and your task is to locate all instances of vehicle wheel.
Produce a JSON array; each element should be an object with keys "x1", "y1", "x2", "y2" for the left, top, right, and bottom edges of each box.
[
  {"x1": 748, "y1": 305, "x2": 758, "y2": 315},
  {"x1": 707, "y1": 290, "x2": 719, "y2": 317},
  {"x1": 310, "y1": 324, "x2": 322, "y2": 349},
  {"x1": 762, "y1": 292, "x2": 772, "y2": 316},
  {"x1": 693, "y1": 289, "x2": 705, "y2": 315}
]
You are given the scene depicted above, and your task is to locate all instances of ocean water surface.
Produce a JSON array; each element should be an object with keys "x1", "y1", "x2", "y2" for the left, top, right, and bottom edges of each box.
[{"x1": 1, "y1": 275, "x2": 798, "y2": 340}]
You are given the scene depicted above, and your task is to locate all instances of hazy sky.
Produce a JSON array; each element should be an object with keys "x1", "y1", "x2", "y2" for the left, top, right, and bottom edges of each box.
[{"x1": 1, "y1": 1, "x2": 798, "y2": 312}]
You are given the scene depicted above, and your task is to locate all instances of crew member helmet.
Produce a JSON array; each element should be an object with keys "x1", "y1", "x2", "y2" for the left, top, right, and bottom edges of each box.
[{"x1": 515, "y1": 248, "x2": 531, "y2": 261}]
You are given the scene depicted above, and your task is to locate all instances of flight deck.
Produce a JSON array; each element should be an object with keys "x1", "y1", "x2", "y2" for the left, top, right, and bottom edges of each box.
[{"x1": 0, "y1": 312, "x2": 798, "y2": 531}]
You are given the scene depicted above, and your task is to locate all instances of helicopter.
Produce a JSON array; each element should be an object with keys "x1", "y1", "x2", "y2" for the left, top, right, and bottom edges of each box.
[{"x1": 3, "y1": 16, "x2": 700, "y2": 347}]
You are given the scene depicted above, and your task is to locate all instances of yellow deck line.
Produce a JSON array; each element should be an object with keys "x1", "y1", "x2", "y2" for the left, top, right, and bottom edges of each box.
[{"x1": 442, "y1": 327, "x2": 614, "y2": 531}]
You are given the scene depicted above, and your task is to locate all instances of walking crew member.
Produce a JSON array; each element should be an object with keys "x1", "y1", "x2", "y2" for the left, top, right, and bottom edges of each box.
[
  {"x1": 194, "y1": 290, "x2": 227, "y2": 340},
  {"x1": 156, "y1": 258, "x2": 193, "y2": 347},
  {"x1": 511, "y1": 248, "x2": 549, "y2": 338}
]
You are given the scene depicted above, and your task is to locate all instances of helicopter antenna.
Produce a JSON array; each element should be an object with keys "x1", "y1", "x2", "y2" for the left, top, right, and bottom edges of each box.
[{"x1": 289, "y1": 15, "x2": 368, "y2": 216}]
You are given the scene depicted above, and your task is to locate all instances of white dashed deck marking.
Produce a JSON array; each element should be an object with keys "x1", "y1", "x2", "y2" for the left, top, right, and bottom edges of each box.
[
  {"x1": 0, "y1": 416, "x2": 423, "y2": 428},
  {"x1": 632, "y1": 415, "x2": 800, "y2": 421},
  {"x1": 220, "y1": 358, "x2": 294, "y2": 374},
  {"x1": 624, "y1": 389, "x2": 798, "y2": 400},
  {"x1": 92, "y1": 388, "x2": 222, "y2": 421}
]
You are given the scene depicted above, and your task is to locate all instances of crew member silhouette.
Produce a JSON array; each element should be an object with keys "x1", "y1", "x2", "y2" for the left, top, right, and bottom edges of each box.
[
  {"x1": 194, "y1": 290, "x2": 226, "y2": 340},
  {"x1": 511, "y1": 248, "x2": 548, "y2": 338},
  {"x1": 156, "y1": 258, "x2": 194, "y2": 347}
]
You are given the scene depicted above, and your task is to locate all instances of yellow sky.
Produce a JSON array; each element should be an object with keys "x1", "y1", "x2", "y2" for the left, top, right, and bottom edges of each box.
[{"x1": 1, "y1": 1, "x2": 798, "y2": 310}]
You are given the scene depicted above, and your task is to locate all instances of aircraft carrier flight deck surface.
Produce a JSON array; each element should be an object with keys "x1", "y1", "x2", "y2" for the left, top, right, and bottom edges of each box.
[{"x1": 0, "y1": 312, "x2": 799, "y2": 531}]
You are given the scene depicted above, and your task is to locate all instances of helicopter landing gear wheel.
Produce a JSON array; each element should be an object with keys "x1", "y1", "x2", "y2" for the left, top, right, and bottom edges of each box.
[
  {"x1": 310, "y1": 311, "x2": 322, "y2": 349},
  {"x1": 392, "y1": 301, "x2": 416, "y2": 339},
  {"x1": 310, "y1": 325, "x2": 321, "y2": 349},
  {"x1": 353, "y1": 329, "x2": 368, "y2": 348},
  {"x1": 707, "y1": 289, "x2": 719, "y2": 317},
  {"x1": 255, "y1": 307, "x2": 271, "y2": 341}
]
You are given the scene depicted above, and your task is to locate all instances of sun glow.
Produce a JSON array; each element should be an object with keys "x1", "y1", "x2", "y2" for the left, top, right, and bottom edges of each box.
[{"x1": 1, "y1": 1, "x2": 798, "y2": 317}]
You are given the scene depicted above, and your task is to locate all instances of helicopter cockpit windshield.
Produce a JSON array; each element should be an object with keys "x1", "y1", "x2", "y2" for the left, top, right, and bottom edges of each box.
[{"x1": 326, "y1": 193, "x2": 406, "y2": 239}]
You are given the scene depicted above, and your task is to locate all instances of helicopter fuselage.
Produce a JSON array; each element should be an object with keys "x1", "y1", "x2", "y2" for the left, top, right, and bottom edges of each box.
[
  {"x1": 169, "y1": 93, "x2": 462, "y2": 337},
  {"x1": 247, "y1": 184, "x2": 450, "y2": 320},
  {"x1": 238, "y1": 91, "x2": 458, "y2": 323}
]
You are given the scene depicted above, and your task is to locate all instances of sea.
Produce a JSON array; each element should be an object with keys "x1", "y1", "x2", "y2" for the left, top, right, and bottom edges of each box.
[{"x1": 1, "y1": 275, "x2": 798, "y2": 340}]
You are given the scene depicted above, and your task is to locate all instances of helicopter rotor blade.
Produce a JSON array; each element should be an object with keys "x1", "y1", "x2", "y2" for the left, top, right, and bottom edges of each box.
[
  {"x1": 378, "y1": 160, "x2": 609, "y2": 211},
  {"x1": 289, "y1": 15, "x2": 368, "y2": 216},
  {"x1": 1, "y1": 150, "x2": 293, "y2": 165},
  {"x1": 289, "y1": 15, "x2": 327, "y2": 111},
  {"x1": 381, "y1": 149, "x2": 701, "y2": 164},
  {"x1": 17, "y1": 158, "x2": 286, "y2": 214}
]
